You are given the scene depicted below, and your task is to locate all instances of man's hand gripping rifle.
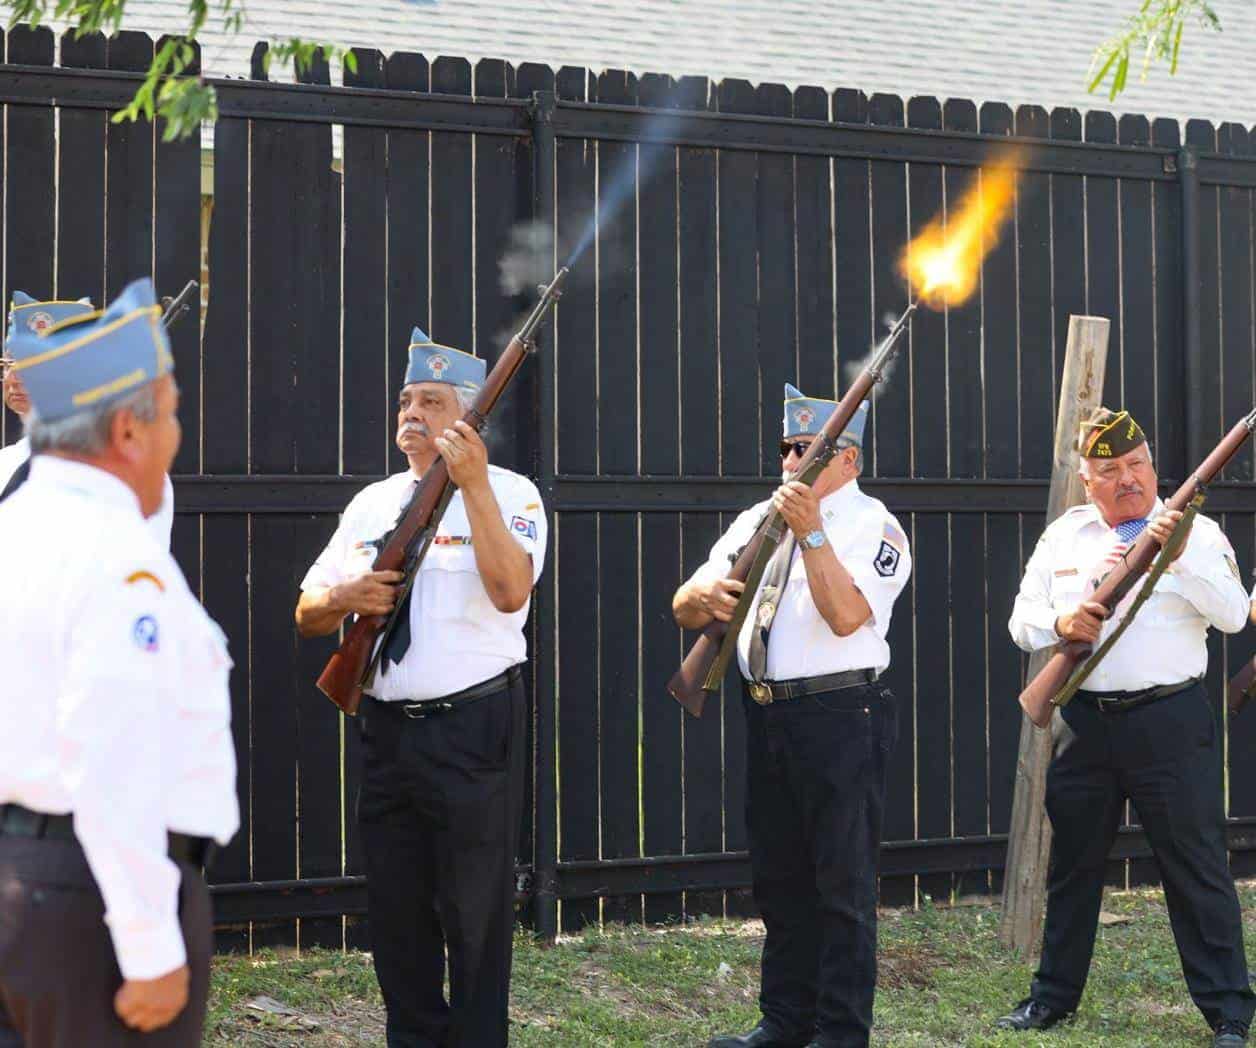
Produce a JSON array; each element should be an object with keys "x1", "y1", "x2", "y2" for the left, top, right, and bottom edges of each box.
[{"x1": 316, "y1": 268, "x2": 569, "y2": 716}]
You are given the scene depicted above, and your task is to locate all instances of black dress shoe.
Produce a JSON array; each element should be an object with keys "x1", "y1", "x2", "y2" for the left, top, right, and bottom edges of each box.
[
  {"x1": 707, "y1": 1024, "x2": 811, "y2": 1048},
  {"x1": 1214, "y1": 1020, "x2": 1249, "y2": 1047},
  {"x1": 993, "y1": 997, "x2": 1073, "y2": 1031}
]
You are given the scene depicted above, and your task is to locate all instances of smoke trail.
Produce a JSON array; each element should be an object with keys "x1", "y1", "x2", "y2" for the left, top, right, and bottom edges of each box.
[
  {"x1": 843, "y1": 311, "x2": 907, "y2": 396},
  {"x1": 498, "y1": 220, "x2": 556, "y2": 298},
  {"x1": 565, "y1": 105, "x2": 694, "y2": 269}
]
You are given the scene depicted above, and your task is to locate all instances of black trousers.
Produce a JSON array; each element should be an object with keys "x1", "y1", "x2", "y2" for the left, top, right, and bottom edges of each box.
[
  {"x1": 358, "y1": 673, "x2": 527, "y2": 1048},
  {"x1": 1032, "y1": 681, "x2": 1255, "y2": 1029},
  {"x1": 743, "y1": 680, "x2": 897, "y2": 1048},
  {"x1": 0, "y1": 835, "x2": 211, "y2": 1048}
]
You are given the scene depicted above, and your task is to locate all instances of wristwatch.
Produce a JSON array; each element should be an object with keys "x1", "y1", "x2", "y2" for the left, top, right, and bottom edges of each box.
[{"x1": 800, "y1": 529, "x2": 827, "y2": 551}]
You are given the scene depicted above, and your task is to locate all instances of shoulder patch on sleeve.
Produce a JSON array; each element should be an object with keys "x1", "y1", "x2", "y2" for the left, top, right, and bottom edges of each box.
[
  {"x1": 510, "y1": 515, "x2": 538, "y2": 541},
  {"x1": 874, "y1": 540, "x2": 901, "y2": 578},
  {"x1": 125, "y1": 570, "x2": 165, "y2": 592},
  {"x1": 132, "y1": 614, "x2": 160, "y2": 652}
]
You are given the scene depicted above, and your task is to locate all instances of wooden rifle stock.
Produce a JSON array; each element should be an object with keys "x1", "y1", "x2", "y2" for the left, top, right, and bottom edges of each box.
[
  {"x1": 316, "y1": 268, "x2": 569, "y2": 715},
  {"x1": 1227, "y1": 657, "x2": 1256, "y2": 719},
  {"x1": 667, "y1": 302, "x2": 918, "y2": 718},
  {"x1": 317, "y1": 614, "x2": 389, "y2": 709},
  {"x1": 1018, "y1": 408, "x2": 1256, "y2": 728},
  {"x1": 668, "y1": 529, "x2": 768, "y2": 717}
]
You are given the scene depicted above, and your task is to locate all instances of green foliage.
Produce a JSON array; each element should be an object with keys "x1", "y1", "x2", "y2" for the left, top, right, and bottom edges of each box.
[
  {"x1": 1089, "y1": 0, "x2": 1223, "y2": 100},
  {"x1": 3, "y1": 0, "x2": 357, "y2": 140}
]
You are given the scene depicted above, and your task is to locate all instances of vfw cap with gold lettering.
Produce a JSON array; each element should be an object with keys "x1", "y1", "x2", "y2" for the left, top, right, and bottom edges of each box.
[{"x1": 1078, "y1": 407, "x2": 1147, "y2": 460}]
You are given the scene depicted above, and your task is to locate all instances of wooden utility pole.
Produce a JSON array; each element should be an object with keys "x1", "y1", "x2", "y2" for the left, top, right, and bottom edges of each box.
[{"x1": 999, "y1": 315, "x2": 1111, "y2": 956}]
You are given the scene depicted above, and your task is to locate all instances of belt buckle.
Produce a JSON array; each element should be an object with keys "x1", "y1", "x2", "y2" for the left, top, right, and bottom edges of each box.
[
  {"x1": 404, "y1": 700, "x2": 451, "y2": 719},
  {"x1": 749, "y1": 682, "x2": 773, "y2": 706},
  {"x1": 1095, "y1": 695, "x2": 1120, "y2": 714}
]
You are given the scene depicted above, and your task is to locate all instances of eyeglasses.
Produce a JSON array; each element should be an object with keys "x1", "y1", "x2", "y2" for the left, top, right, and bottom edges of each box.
[{"x1": 779, "y1": 438, "x2": 861, "y2": 461}]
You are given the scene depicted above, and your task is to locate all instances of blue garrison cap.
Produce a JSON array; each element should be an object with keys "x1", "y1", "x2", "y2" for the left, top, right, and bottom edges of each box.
[
  {"x1": 8, "y1": 278, "x2": 172, "y2": 423},
  {"x1": 403, "y1": 327, "x2": 485, "y2": 392},
  {"x1": 784, "y1": 383, "x2": 868, "y2": 447},
  {"x1": 6, "y1": 292, "x2": 95, "y2": 347}
]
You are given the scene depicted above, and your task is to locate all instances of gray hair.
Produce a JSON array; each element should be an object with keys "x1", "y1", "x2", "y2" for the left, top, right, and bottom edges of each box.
[
  {"x1": 837, "y1": 437, "x2": 865, "y2": 473},
  {"x1": 28, "y1": 383, "x2": 161, "y2": 456}
]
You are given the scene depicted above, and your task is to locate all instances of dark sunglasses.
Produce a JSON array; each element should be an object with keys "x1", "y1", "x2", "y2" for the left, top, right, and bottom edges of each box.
[{"x1": 779, "y1": 440, "x2": 814, "y2": 459}]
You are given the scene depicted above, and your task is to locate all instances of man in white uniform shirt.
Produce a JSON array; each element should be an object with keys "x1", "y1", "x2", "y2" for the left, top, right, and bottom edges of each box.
[
  {"x1": 674, "y1": 385, "x2": 911, "y2": 1048},
  {"x1": 998, "y1": 408, "x2": 1254, "y2": 1048},
  {"x1": 0, "y1": 278, "x2": 238, "y2": 1046},
  {"x1": 1, "y1": 292, "x2": 175, "y2": 547},
  {"x1": 296, "y1": 327, "x2": 545, "y2": 1048}
]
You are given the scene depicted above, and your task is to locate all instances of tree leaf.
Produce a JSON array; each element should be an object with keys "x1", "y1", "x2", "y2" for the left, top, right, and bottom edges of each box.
[
  {"x1": 1088, "y1": 46, "x2": 1121, "y2": 95},
  {"x1": 1113, "y1": 52, "x2": 1130, "y2": 97},
  {"x1": 1170, "y1": 18, "x2": 1184, "y2": 73}
]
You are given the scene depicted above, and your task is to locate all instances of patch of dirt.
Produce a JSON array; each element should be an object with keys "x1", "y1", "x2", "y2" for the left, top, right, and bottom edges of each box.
[
  {"x1": 569, "y1": 956, "x2": 757, "y2": 1025},
  {"x1": 573, "y1": 961, "x2": 645, "y2": 1014},
  {"x1": 211, "y1": 998, "x2": 387, "y2": 1047},
  {"x1": 1133, "y1": 1000, "x2": 1193, "y2": 1018},
  {"x1": 878, "y1": 941, "x2": 942, "y2": 990}
]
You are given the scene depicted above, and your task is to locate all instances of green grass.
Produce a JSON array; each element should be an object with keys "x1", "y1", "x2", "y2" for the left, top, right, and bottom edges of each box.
[{"x1": 207, "y1": 882, "x2": 1256, "y2": 1046}]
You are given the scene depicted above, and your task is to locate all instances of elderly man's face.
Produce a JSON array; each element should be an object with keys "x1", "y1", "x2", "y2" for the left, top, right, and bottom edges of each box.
[
  {"x1": 780, "y1": 435, "x2": 860, "y2": 496},
  {"x1": 1082, "y1": 444, "x2": 1158, "y2": 524},
  {"x1": 396, "y1": 382, "x2": 462, "y2": 461},
  {"x1": 2, "y1": 365, "x2": 30, "y2": 420}
]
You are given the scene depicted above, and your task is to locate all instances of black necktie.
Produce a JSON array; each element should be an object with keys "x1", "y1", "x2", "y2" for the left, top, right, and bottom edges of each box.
[
  {"x1": 379, "y1": 587, "x2": 413, "y2": 676},
  {"x1": 378, "y1": 481, "x2": 420, "y2": 676},
  {"x1": 0, "y1": 456, "x2": 31, "y2": 504}
]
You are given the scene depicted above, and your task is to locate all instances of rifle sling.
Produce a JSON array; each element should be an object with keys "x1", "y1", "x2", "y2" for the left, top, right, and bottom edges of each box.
[{"x1": 700, "y1": 447, "x2": 835, "y2": 692}]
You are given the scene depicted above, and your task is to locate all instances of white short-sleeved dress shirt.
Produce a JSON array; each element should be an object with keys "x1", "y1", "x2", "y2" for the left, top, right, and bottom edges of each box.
[
  {"x1": 694, "y1": 479, "x2": 912, "y2": 680},
  {"x1": 0, "y1": 437, "x2": 174, "y2": 548},
  {"x1": 0, "y1": 457, "x2": 239, "y2": 980},
  {"x1": 1009, "y1": 500, "x2": 1249, "y2": 691},
  {"x1": 302, "y1": 464, "x2": 548, "y2": 701}
]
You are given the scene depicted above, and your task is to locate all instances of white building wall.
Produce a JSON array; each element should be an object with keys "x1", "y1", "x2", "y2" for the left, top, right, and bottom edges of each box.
[{"x1": 53, "y1": 0, "x2": 1256, "y2": 126}]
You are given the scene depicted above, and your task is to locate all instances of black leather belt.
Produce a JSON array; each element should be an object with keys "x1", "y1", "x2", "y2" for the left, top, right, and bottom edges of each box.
[
  {"x1": 747, "y1": 668, "x2": 879, "y2": 706},
  {"x1": 0, "y1": 803, "x2": 214, "y2": 867},
  {"x1": 366, "y1": 665, "x2": 521, "y2": 720},
  {"x1": 1075, "y1": 677, "x2": 1199, "y2": 714}
]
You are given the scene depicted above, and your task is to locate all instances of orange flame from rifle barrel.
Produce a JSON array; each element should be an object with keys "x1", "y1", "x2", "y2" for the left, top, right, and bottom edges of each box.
[{"x1": 898, "y1": 150, "x2": 1026, "y2": 310}]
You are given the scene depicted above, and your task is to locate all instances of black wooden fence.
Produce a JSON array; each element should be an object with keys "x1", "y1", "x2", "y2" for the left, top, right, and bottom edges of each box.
[{"x1": 3, "y1": 25, "x2": 1256, "y2": 947}]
